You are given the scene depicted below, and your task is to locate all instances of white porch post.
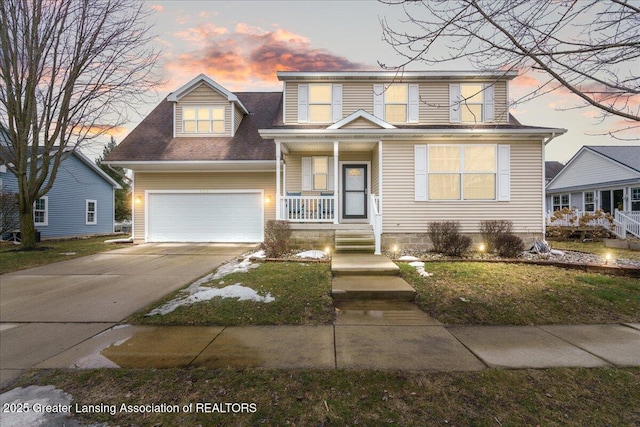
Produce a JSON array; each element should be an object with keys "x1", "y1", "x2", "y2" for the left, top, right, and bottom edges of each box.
[
  {"x1": 276, "y1": 141, "x2": 281, "y2": 220},
  {"x1": 333, "y1": 141, "x2": 339, "y2": 224}
]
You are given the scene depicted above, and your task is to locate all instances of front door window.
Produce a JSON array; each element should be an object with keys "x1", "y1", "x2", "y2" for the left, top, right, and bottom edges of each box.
[{"x1": 342, "y1": 165, "x2": 367, "y2": 219}]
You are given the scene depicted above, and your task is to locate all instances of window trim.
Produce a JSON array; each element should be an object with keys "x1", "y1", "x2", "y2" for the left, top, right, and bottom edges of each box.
[
  {"x1": 631, "y1": 187, "x2": 640, "y2": 211},
  {"x1": 384, "y1": 83, "x2": 408, "y2": 123},
  {"x1": 308, "y1": 84, "x2": 333, "y2": 124},
  {"x1": 86, "y1": 199, "x2": 97, "y2": 225},
  {"x1": 33, "y1": 196, "x2": 48, "y2": 226},
  {"x1": 312, "y1": 156, "x2": 329, "y2": 191},
  {"x1": 552, "y1": 193, "x2": 570, "y2": 211},
  {"x1": 182, "y1": 106, "x2": 225, "y2": 134},
  {"x1": 583, "y1": 191, "x2": 595, "y2": 212}
]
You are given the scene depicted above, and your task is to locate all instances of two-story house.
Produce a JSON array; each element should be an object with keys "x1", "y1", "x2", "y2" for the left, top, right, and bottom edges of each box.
[{"x1": 105, "y1": 71, "x2": 566, "y2": 252}]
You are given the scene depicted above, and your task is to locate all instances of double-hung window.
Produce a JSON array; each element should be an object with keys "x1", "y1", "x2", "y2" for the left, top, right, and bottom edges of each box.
[
  {"x1": 632, "y1": 187, "x2": 640, "y2": 211},
  {"x1": 183, "y1": 106, "x2": 225, "y2": 133},
  {"x1": 308, "y1": 85, "x2": 332, "y2": 123},
  {"x1": 312, "y1": 156, "x2": 329, "y2": 190},
  {"x1": 450, "y1": 83, "x2": 495, "y2": 123},
  {"x1": 583, "y1": 191, "x2": 595, "y2": 212},
  {"x1": 385, "y1": 84, "x2": 408, "y2": 123},
  {"x1": 552, "y1": 194, "x2": 570, "y2": 211},
  {"x1": 33, "y1": 196, "x2": 48, "y2": 226},
  {"x1": 86, "y1": 200, "x2": 97, "y2": 225}
]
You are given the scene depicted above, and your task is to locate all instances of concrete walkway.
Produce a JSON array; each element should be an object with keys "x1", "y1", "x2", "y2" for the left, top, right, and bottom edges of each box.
[{"x1": 29, "y1": 308, "x2": 640, "y2": 373}]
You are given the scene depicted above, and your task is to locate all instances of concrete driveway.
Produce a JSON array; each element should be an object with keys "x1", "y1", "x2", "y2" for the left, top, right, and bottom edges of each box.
[{"x1": 0, "y1": 243, "x2": 254, "y2": 388}]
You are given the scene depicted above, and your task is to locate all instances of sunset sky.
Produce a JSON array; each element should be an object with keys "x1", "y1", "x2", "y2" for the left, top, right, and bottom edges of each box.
[{"x1": 99, "y1": 0, "x2": 639, "y2": 163}]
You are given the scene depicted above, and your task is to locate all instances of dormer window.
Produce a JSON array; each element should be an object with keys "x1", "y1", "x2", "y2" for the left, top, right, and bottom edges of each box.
[{"x1": 183, "y1": 106, "x2": 225, "y2": 133}]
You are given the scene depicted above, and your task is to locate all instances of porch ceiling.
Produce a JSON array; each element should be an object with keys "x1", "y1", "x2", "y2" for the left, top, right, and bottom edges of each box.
[{"x1": 282, "y1": 141, "x2": 378, "y2": 152}]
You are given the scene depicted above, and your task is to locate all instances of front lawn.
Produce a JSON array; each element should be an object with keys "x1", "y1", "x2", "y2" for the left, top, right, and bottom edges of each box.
[
  {"x1": 129, "y1": 262, "x2": 334, "y2": 326},
  {"x1": 549, "y1": 239, "x2": 640, "y2": 261},
  {"x1": 401, "y1": 262, "x2": 640, "y2": 325},
  {"x1": 0, "y1": 236, "x2": 126, "y2": 274},
  {"x1": 12, "y1": 367, "x2": 640, "y2": 426}
]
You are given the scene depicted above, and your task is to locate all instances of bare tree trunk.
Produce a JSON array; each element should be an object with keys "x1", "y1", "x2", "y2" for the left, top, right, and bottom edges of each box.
[{"x1": 17, "y1": 183, "x2": 36, "y2": 248}]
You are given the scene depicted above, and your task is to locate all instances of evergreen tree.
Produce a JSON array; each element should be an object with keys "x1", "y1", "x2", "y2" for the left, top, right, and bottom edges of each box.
[{"x1": 96, "y1": 137, "x2": 131, "y2": 222}]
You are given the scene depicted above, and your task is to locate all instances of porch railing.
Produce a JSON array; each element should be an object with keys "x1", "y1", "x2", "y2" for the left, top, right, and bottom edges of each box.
[
  {"x1": 545, "y1": 210, "x2": 613, "y2": 228},
  {"x1": 279, "y1": 195, "x2": 336, "y2": 222},
  {"x1": 370, "y1": 194, "x2": 382, "y2": 255},
  {"x1": 614, "y1": 210, "x2": 640, "y2": 238}
]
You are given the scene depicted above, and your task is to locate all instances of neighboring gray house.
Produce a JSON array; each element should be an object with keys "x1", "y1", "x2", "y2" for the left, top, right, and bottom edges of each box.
[
  {"x1": 545, "y1": 161, "x2": 564, "y2": 185},
  {"x1": 546, "y1": 146, "x2": 640, "y2": 214},
  {"x1": 1, "y1": 144, "x2": 121, "y2": 240}
]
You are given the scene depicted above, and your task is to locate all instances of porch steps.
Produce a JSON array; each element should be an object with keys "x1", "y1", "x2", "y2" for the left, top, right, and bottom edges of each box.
[
  {"x1": 334, "y1": 229, "x2": 376, "y2": 253},
  {"x1": 331, "y1": 253, "x2": 415, "y2": 301}
]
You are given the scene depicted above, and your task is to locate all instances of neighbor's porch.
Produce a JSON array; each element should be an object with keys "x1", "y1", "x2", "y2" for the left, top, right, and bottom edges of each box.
[{"x1": 274, "y1": 140, "x2": 383, "y2": 253}]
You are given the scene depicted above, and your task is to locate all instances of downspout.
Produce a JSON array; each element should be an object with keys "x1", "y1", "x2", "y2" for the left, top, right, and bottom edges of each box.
[{"x1": 542, "y1": 132, "x2": 558, "y2": 238}]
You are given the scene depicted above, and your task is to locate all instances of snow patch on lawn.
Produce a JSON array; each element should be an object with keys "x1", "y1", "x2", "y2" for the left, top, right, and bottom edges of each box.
[
  {"x1": 408, "y1": 261, "x2": 433, "y2": 277},
  {"x1": 296, "y1": 250, "x2": 327, "y2": 259},
  {"x1": 398, "y1": 255, "x2": 420, "y2": 261}
]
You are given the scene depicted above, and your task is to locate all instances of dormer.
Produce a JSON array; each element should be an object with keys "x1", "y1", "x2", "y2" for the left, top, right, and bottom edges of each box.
[
  {"x1": 167, "y1": 74, "x2": 248, "y2": 138},
  {"x1": 279, "y1": 71, "x2": 516, "y2": 126}
]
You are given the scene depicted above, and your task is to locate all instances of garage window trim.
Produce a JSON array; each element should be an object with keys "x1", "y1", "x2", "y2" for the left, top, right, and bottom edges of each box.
[{"x1": 86, "y1": 199, "x2": 97, "y2": 225}]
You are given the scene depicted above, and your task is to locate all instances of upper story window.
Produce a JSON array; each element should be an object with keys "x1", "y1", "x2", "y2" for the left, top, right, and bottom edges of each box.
[
  {"x1": 460, "y1": 84, "x2": 484, "y2": 123},
  {"x1": 298, "y1": 84, "x2": 342, "y2": 124},
  {"x1": 309, "y1": 85, "x2": 332, "y2": 123},
  {"x1": 385, "y1": 84, "x2": 408, "y2": 123},
  {"x1": 183, "y1": 106, "x2": 224, "y2": 133},
  {"x1": 450, "y1": 83, "x2": 495, "y2": 123}
]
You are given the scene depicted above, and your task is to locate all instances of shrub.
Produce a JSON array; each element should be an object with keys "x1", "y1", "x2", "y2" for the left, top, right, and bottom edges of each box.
[
  {"x1": 494, "y1": 233, "x2": 525, "y2": 258},
  {"x1": 428, "y1": 221, "x2": 472, "y2": 256},
  {"x1": 479, "y1": 220, "x2": 513, "y2": 252},
  {"x1": 261, "y1": 220, "x2": 292, "y2": 258}
]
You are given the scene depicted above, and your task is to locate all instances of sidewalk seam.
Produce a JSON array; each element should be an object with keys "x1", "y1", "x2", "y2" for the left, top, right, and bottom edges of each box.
[
  {"x1": 534, "y1": 326, "x2": 615, "y2": 367},
  {"x1": 188, "y1": 326, "x2": 227, "y2": 366},
  {"x1": 444, "y1": 326, "x2": 491, "y2": 369}
]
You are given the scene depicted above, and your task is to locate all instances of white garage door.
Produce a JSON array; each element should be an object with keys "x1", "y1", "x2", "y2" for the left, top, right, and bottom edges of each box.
[{"x1": 147, "y1": 192, "x2": 263, "y2": 242}]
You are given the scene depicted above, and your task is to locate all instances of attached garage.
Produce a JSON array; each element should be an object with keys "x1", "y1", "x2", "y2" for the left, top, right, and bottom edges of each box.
[{"x1": 146, "y1": 190, "x2": 264, "y2": 242}]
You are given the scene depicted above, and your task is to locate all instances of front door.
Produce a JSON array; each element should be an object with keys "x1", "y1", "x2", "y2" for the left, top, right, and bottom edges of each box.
[{"x1": 342, "y1": 164, "x2": 368, "y2": 219}]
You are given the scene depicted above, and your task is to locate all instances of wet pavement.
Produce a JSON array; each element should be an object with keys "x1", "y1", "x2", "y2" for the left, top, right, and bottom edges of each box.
[{"x1": 25, "y1": 302, "x2": 640, "y2": 374}]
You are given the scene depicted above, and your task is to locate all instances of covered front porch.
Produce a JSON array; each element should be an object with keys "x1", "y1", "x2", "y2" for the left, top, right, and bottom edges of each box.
[{"x1": 273, "y1": 139, "x2": 383, "y2": 254}]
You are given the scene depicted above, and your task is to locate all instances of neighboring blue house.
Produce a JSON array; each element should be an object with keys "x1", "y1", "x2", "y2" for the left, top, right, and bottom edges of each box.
[{"x1": 1, "y1": 138, "x2": 121, "y2": 239}]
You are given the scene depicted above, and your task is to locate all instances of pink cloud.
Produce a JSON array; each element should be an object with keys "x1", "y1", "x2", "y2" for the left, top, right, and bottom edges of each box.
[
  {"x1": 149, "y1": 4, "x2": 163, "y2": 13},
  {"x1": 164, "y1": 22, "x2": 368, "y2": 90}
]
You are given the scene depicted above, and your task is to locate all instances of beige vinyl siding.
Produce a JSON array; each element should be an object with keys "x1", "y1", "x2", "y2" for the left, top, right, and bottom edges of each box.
[
  {"x1": 285, "y1": 151, "x2": 372, "y2": 194},
  {"x1": 284, "y1": 80, "x2": 509, "y2": 125},
  {"x1": 371, "y1": 143, "x2": 380, "y2": 196},
  {"x1": 133, "y1": 172, "x2": 276, "y2": 240},
  {"x1": 341, "y1": 117, "x2": 380, "y2": 129},
  {"x1": 233, "y1": 104, "x2": 244, "y2": 135},
  {"x1": 381, "y1": 140, "x2": 543, "y2": 233},
  {"x1": 175, "y1": 83, "x2": 232, "y2": 136}
]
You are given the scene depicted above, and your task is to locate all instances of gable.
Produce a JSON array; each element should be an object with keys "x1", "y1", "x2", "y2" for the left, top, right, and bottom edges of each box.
[
  {"x1": 341, "y1": 117, "x2": 385, "y2": 129},
  {"x1": 179, "y1": 82, "x2": 229, "y2": 104},
  {"x1": 547, "y1": 148, "x2": 640, "y2": 191}
]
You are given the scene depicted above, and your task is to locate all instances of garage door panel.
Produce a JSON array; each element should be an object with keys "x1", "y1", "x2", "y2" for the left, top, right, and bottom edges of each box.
[{"x1": 148, "y1": 192, "x2": 263, "y2": 242}]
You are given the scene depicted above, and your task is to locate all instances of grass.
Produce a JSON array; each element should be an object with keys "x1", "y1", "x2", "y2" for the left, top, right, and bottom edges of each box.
[
  {"x1": 0, "y1": 235, "x2": 126, "y2": 274},
  {"x1": 400, "y1": 262, "x2": 640, "y2": 325},
  {"x1": 549, "y1": 239, "x2": 640, "y2": 261},
  {"x1": 128, "y1": 262, "x2": 334, "y2": 326},
  {"x1": 11, "y1": 367, "x2": 640, "y2": 426}
]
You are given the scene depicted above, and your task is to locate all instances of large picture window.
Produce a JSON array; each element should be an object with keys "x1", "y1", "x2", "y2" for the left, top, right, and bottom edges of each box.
[
  {"x1": 428, "y1": 145, "x2": 496, "y2": 200},
  {"x1": 183, "y1": 106, "x2": 224, "y2": 133}
]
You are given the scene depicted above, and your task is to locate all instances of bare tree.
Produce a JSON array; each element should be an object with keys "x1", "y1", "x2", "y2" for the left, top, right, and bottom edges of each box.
[
  {"x1": 0, "y1": 0, "x2": 161, "y2": 248},
  {"x1": 0, "y1": 191, "x2": 20, "y2": 237},
  {"x1": 380, "y1": 0, "x2": 640, "y2": 133}
]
